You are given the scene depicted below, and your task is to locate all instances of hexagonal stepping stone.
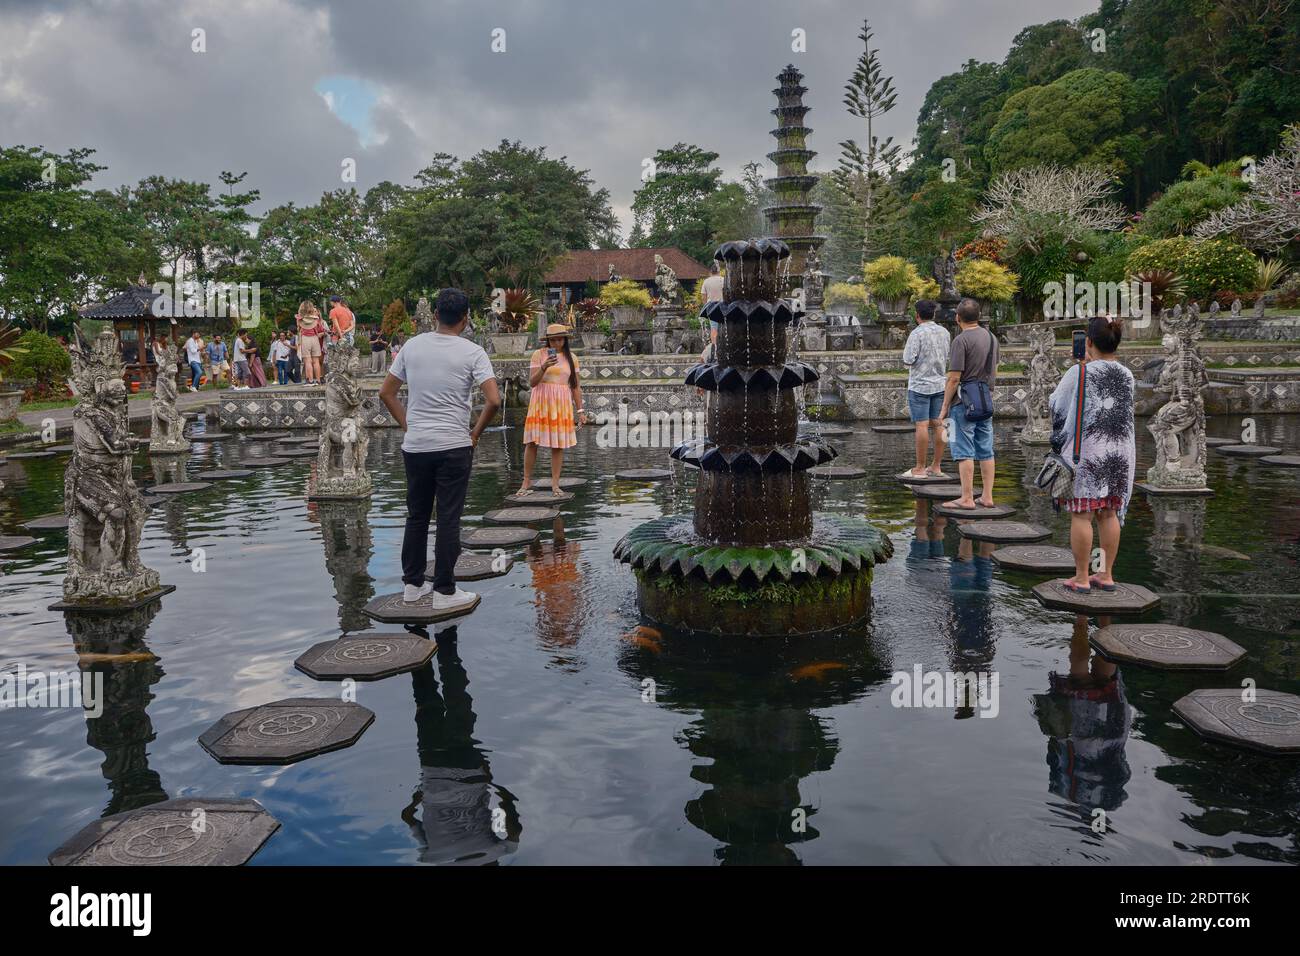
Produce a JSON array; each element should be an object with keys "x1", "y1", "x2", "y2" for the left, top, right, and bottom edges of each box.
[
  {"x1": 295, "y1": 633, "x2": 436, "y2": 681},
  {"x1": 911, "y1": 482, "x2": 981, "y2": 500},
  {"x1": 1031, "y1": 579, "x2": 1160, "y2": 614},
  {"x1": 934, "y1": 501, "x2": 1016, "y2": 519},
  {"x1": 195, "y1": 469, "x2": 254, "y2": 480},
  {"x1": 483, "y1": 507, "x2": 559, "y2": 524},
  {"x1": 0, "y1": 535, "x2": 37, "y2": 552},
  {"x1": 872, "y1": 424, "x2": 916, "y2": 433},
  {"x1": 6, "y1": 450, "x2": 56, "y2": 459},
  {"x1": 275, "y1": 447, "x2": 319, "y2": 458},
  {"x1": 1259, "y1": 455, "x2": 1300, "y2": 468},
  {"x1": 1215, "y1": 444, "x2": 1281, "y2": 457},
  {"x1": 809, "y1": 464, "x2": 866, "y2": 479},
  {"x1": 503, "y1": 489, "x2": 573, "y2": 506},
  {"x1": 187, "y1": 431, "x2": 229, "y2": 442},
  {"x1": 23, "y1": 513, "x2": 68, "y2": 531},
  {"x1": 425, "y1": 551, "x2": 513, "y2": 582},
  {"x1": 614, "y1": 468, "x2": 673, "y2": 481},
  {"x1": 299, "y1": 442, "x2": 320, "y2": 451},
  {"x1": 1205, "y1": 436, "x2": 1237, "y2": 447},
  {"x1": 896, "y1": 470, "x2": 955, "y2": 484},
  {"x1": 276, "y1": 435, "x2": 318, "y2": 445},
  {"x1": 1091, "y1": 624, "x2": 1245, "y2": 671},
  {"x1": 147, "y1": 482, "x2": 214, "y2": 494},
  {"x1": 45, "y1": 444, "x2": 76, "y2": 453},
  {"x1": 363, "y1": 590, "x2": 482, "y2": 625},
  {"x1": 462, "y1": 526, "x2": 539, "y2": 547},
  {"x1": 806, "y1": 425, "x2": 855, "y2": 436},
  {"x1": 246, "y1": 431, "x2": 291, "y2": 440},
  {"x1": 239, "y1": 457, "x2": 290, "y2": 468},
  {"x1": 48, "y1": 797, "x2": 280, "y2": 866},
  {"x1": 199, "y1": 698, "x2": 374, "y2": 765},
  {"x1": 1173, "y1": 688, "x2": 1300, "y2": 754},
  {"x1": 990, "y1": 545, "x2": 1075, "y2": 572},
  {"x1": 956, "y1": 521, "x2": 1051, "y2": 543}
]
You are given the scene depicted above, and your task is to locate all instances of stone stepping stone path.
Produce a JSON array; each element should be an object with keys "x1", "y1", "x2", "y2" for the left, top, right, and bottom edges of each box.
[
  {"x1": 275, "y1": 447, "x2": 319, "y2": 458},
  {"x1": 503, "y1": 489, "x2": 574, "y2": 506},
  {"x1": 199, "y1": 698, "x2": 374, "y2": 765},
  {"x1": 614, "y1": 468, "x2": 673, "y2": 481},
  {"x1": 147, "y1": 482, "x2": 214, "y2": 495},
  {"x1": 239, "y1": 457, "x2": 290, "y2": 468},
  {"x1": 1031, "y1": 579, "x2": 1160, "y2": 614},
  {"x1": 363, "y1": 590, "x2": 482, "y2": 625},
  {"x1": 956, "y1": 521, "x2": 1051, "y2": 544},
  {"x1": 6, "y1": 450, "x2": 56, "y2": 459},
  {"x1": 1173, "y1": 688, "x2": 1300, "y2": 754},
  {"x1": 483, "y1": 507, "x2": 560, "y2": 524},
  {"x1": 45, "y1": 444, "x2": 76, "y2": 453},
  {"x1": 276, "y1": 435, "x2": 318, "y2": 445},
  {"x1": 1215, "y1": 444, "x2": 1281, "y2": 457},
  {"x1": 805, "y1": 425, "x2": 855, "y2": 436},
  {"x1": 300, "y1": 442, "x2": 320, "y2": 451},
  {"x1": 246, "y1": 431, "x2": 291, "y2": 440},
  {"x1": 0, "y1": 535, "x2": 37, "y2": 552},
  {"x1": 911, "y1": 483, "x2": 981, "y2": 500},
  {"x1": 187, "y1": 431, "x2": 229, "y2": 442},
  {"x1": 1205, "y1": 437, "x2": 1237, "y2": 447},
  {"x1": 48, "y1": 797, "x2": 280, "y2": 867},
  {"x1": 896, "y1": 470, "x2": 955, "y2": 485},
  {"x1": 462, "y1": 526, "x2": 540, "y2": 547},
  {"x1": 1091, "y1": 624, "x2": 1245, "y2": 671},
  {"x1": 934, "y1": 502, "x2": 1016, "y2": 519},
  {"x1": 295, "y1": 633, "x2": 436, "y2": 681},
  {"x1": 990, "y1": 545, "x2": 1075, "y2": 573},
  {"x1": 1135, "y1": 481, "x2": 1214, "y2": 497},
  {"x1": 425, "y1": 551, "x2": 513, "y2": 582},
  {"x1": 872, "y1": 424, "x2": 916, "y2": 433},
  {"x1": 809, "y1": 464, "x2": 866, "y2": 479},
  {"x1": 1259, "y1": 455, "x2": 1300, "y2": 468},
  {"x1": 23, "y1": 514, "x2": 68, "y2": 531},
  {"x1": 195, "y1": 469, "x2": 254, "y2": 480}
]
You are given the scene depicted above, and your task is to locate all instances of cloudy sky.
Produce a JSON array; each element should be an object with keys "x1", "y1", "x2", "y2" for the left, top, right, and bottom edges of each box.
[{"x1": 0, "y1": 0, "x2": 1095, "y2": 235}]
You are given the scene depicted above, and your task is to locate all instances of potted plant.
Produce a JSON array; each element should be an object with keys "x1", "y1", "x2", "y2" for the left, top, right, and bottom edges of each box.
[
  {"x1": 0, "y1": 324, "x2": 30, "y2": 422},
  {"x1": 955, "y1": 258, "x2": 1020, "y2": 318},
  {"x1": 598, "y1": 279, "x2": 654, "y2": 332},
  {"x1": 491, "y1": 288, "x2": 539, "y2": 355},
  {"x1": 864, "y1": 256, "x2": 922, "y2": 318},
  {"x1": 575, "y1": 298, "x2": 607, "y2": 350}
]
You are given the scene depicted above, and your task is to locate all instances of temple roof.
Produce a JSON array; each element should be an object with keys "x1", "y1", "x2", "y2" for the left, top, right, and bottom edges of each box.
[{"x1": 544, "y1": 247, "x2": 710, "y2": 284}]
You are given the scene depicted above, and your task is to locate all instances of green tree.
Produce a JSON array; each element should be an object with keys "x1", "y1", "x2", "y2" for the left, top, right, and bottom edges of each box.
[
  {"x1": 630, "y1": 143, "x2": 724, "y2": 263},
  {"x1": 1137, "y1": 173, "x2": 1248, "y2": 237},
  {"x1": 905, "y1": 59, "x2": 1008, "y2": 193}
]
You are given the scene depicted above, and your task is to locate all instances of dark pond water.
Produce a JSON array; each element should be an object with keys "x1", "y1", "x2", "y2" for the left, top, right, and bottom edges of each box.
[{"x1": 1, "y1": 412, "x2": 1298, "y2": 865}]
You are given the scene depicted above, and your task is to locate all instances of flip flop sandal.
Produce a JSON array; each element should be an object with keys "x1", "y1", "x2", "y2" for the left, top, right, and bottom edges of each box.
[
  {"x1": 1059, "y1": 580, "x2": 1092, "y2": 595},
  {"x1": 1088, "y1": 576, "x2": 1118, "y2": 592},
  {"x1": 943, "y1": 501, "x2": 977, "y2": 510}
]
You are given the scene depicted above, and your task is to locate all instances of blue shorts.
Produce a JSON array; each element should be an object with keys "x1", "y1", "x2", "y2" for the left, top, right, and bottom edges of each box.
[
  {"x1": 907, "y1": 389, "x2": 944, "y2": 423},
  {"x1": 948, "y1": 401, "x2": 994, "y2": 462}
]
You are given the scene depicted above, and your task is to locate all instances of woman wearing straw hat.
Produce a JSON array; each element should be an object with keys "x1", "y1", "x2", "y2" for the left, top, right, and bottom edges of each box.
[{"x1": 518, "y1": 323, "x2": 588, "y2": 495}]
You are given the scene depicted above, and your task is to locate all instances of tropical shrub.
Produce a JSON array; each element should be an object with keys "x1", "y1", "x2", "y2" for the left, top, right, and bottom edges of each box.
[
  {"x1": 4, "y1": 329, "x2": 66, "y2": 394},
  {"x1": 864, "y1": 256, "x2": 922, "y2": 302},
  {"x1": 1131, "y1": 269, "x2": 1186, "y2": 314},
  {"x1": 0, "y1": 324, "x2": 29, "y2": 386},
  {"x1": 1137, "y1": 174, "x2": 1249, "y2": 238},
  {"x1": 955, "y1": 259, "x2": 1019, "y2": 301},
  {"x1": 1254, "y1": 259, "x2": 1289, "y2": 296},
  {"x1": 911, "y1": 275, "x2": 940, "y2": 300},
  {"x1": 381, "y1": 299, "x2": 412, "y2": 339},
  {"x1": 955, "y1": 236, "x2": 1007, "y2": 263},
  {"x1": 824, "y1": 282, "x2": 869, "y2": 315},
  {"x1": 574, "y1": 297, "x2": 605, "y2": 331},
  {"x1": 1124, "y1": 237, "x2": 1257, "y2": 303},
  {"x1": 597, "y1": 279, "x2": 653, "y2": 310},
  {"x1": 1011, "y1": 239, "x2": 1075, "y2": 309},
  {"x1": 1081, "y1": 231, "x2": 1145, "y2": 285},
  {"x1": 497, "y1": 288, "x2": 540, "y2": 332}
]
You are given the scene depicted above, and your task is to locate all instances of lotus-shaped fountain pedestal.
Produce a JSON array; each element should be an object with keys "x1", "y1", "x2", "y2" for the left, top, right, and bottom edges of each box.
[{"x1": 614, "y1": 239, "x2": 891, "y2": 636}]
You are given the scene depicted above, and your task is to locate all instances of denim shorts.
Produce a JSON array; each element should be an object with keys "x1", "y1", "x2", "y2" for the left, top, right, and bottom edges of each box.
[
  {"x1": 948, "y1": 401, "x2": 994, "y2": 461},
  {"x1": 907, "y1": 389, "x2": 944, "y2": 423}
]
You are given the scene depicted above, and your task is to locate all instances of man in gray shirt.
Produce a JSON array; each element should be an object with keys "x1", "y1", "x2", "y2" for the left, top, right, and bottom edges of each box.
[
  {"x1": 939, "y1": 298, "x2": 998, "y2": 509},
  {"x1": 380, "y1": 289, "x2": 502, "y2": 610},
  {"x1": 901, "y1": 299, "x2": 950, "y2": 477}
]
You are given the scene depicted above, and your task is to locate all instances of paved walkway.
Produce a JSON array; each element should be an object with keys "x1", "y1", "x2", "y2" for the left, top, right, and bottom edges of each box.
[{"x1": 15, "y1": 388, "x2": 217, "y2": 433}]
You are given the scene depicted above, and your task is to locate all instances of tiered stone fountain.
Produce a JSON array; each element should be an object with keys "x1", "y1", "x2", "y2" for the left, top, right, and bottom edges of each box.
[{"x1": 614, "y1": 239, "x2": 891, "y2": 636}]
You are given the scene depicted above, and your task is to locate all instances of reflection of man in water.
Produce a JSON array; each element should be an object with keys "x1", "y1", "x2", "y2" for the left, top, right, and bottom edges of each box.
[
  {"x1": 1032, "y1": 616, "x2": 1131, "y2": 813},
  {"x1": 947, "y1": 534, "x2": 997, "y2": 676},
  {"x1": 401, "y1": 626, "x2": 520, "y2": 864}
]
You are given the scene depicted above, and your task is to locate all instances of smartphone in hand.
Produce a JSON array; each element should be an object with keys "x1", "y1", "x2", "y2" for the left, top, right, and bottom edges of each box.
[{"x1": 1072, "y1": 330, "x2": 1087, "y2": 361}]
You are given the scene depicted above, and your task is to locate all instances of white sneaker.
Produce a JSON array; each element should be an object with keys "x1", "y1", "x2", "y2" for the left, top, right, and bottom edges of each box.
[
  {"x1": 430, "y1": 587, "x2": 477, "y2": 611},
  {"x1": 403, "y1": 582, "x2": 432, "y2": 603}
]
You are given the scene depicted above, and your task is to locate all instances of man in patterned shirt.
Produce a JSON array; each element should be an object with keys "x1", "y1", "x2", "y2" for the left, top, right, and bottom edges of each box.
[{"x1": 901, "y1": 299, "x2": 950, "y2": 477}]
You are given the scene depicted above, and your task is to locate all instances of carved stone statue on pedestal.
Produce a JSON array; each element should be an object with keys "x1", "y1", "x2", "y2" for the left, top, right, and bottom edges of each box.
[
  {"x1": 934, "y1": 247, "x2": 960, "y2": 323},
  {"x1": 802, "y1": 247, "x2": 825, "y2": 315},
  {"x1": 414, "y1": 297, "x2": 435, "y2": 335},
  {"x1": 1019, "y1": 325, "x2": 1055, "y2": 444},
  {"x1": 653, "y1": 254, "x2": 681, "y2": 306},
  {"x1": 57, "y1": 329, "x2": 167, "y2": 609},
  {"x1": 311, "y1": 342, "x2": 371, "y2": 499},
  {"x1": 148, "y1": 340, "x2": 189, "y2": 454},
  {"x1": 1144, "y1": 306, "x2": 1210, "y2": 493}
]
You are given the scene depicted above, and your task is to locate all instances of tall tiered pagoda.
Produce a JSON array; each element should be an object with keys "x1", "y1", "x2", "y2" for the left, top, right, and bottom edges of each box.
[{"x1": 762, "y1": 64, "x2": 825, "y2": 274}]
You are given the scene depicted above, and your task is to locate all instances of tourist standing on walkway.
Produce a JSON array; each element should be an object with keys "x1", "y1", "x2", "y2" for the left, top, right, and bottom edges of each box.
[
  {"x1": 231, "y1": 330, "x2": 251, "y2": 389},
  {"x1": 902, "y1": 299, "x2": 950, "y2": 478},
  {"x1": 184, "y1": 330, "x2": 205, "y2": 392},
  {"x1": 296, "y1": 301, "x2": 326, "y2": 385},
  {"x1": 287, "y1": 332, "x2": 301, "y2": 383},
  {"x1": 390, "y1": 333, "x2": 404, "y2": 363},
  {"x1": 700, "y1": 261, "x2": 724, "y2": 358},
  {"x1": 518, "y1": 323, "x2": 587, "y2": 496},
  {"x1": 244, "y1": 332, "x2": 267, "y2": 388},
  {"x1": 270, "y1": 332, "x2": 291, "y2": 385},
  {"x1": 369, "y1": 325, "x2": 389, "y2": 375},
  {"x1": 1048, "y1": 315, "x2": 1135, "y2": 595},
  {"x1": 939, "y1": 299, "x2": 999, "y2": 510},
  {"x1": 206, "y1": 335, "x2": 228, "y2": 387},
  {"x1": 379, "y1": 288, "x2": 502, "y2": 609},
  {"x1": 329, "y1": 296, "x2": 356, "y2": 346}
]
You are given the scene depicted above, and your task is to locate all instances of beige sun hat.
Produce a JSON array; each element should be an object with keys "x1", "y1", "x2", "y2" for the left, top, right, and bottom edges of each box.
[{"x1": 544, "y1": 323, "x2": 573, "y2": 337}]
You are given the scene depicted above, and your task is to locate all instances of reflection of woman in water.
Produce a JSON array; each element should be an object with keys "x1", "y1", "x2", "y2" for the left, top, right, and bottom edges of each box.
[
  {"x1": 529, "y1": 523, "x2": 585, "y2": 650},
  {"x1": 401, "y1": 627, "x2": 520, "y2": 864},
  {"x1": 1032, "y1": 616, "x2": 1131, "y2": 813}
]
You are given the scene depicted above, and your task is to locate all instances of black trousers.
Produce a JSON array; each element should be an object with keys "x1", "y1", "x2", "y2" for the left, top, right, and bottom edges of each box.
[{"x1": 401, "y1": 446, "x2": 474, "y2": 592}]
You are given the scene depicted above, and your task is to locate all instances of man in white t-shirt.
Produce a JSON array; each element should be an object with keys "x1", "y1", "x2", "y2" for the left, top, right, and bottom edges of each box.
[
  {"x1": 184, "y1": 330, "x2": 205, "y2": 392},
  {"x1": 380, "y1": 288, "x2": 502, "y2": 609}
]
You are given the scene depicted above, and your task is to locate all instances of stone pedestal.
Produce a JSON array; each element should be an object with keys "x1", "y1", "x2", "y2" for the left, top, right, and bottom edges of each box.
[
  {"x1": 148, "y1": 342, "x2": 190, "y2": 455},
  {"x1": 310, "y1": 342, "x2": 372, "y2": 499},
  {"x1": 1019, "y1": 325, "x2": 1055, "y2": 445},
  {"x1": 1143, "y1": 306, "x2": 1210, "y2": 493}
]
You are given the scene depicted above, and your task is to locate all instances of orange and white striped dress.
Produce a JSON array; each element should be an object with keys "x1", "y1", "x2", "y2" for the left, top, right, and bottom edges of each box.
[{"x1": 523, "y1": 348, "x2": 577, "y2": 448}]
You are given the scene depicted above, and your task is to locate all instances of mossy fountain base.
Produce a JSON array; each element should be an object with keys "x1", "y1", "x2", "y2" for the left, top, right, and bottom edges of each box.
[{"x1": 616, "y1": 515, "x2": 892, "y2": 637}]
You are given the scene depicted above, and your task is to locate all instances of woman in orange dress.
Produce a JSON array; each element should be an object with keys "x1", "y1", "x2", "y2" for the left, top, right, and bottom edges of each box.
[{"x1": 518, "y1": 323, "x2": 587, "y2": 495}]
